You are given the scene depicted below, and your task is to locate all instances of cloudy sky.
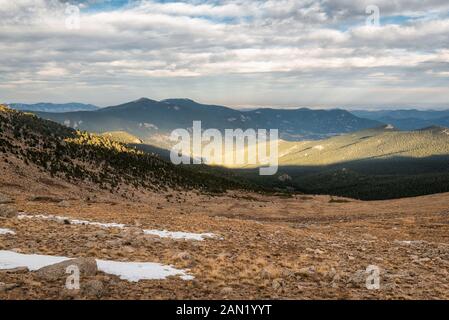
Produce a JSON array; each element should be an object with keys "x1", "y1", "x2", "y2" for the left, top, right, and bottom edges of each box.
[{"x1": 1, "y1": 0, "x2": 449, "y2": 109}]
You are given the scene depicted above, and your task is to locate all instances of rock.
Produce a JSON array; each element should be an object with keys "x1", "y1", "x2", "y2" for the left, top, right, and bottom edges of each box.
[
  {"x1": 174, "y1": 251, "x2": 192, "y2": 261},
  {"x1": 281, "y1": 269, "x2": 295, "y2": 278},
  {"x1": 0, "y1": 204, "x2": 17, "y2": 218},
  {"x1": 82, "y1": 280, "x2": 105, "y2": 298},
  {"x1": 0, "y1": 282, "x2": 19, "y2": 293},
  {"x1": 0, "y1": 267, "x2": 29, "y2": 274},
  {"x1": 347, "y1": 270, "x2": 366, "y2": 288},
  {"x1": 297, "y1": 266, "x2": 315, "y2": 277},
  {"x1": 57, "y1": 201, "x2": 70, "y2": 208},
  {"x1": 27, "y1": 195, "x2": 63, "y2": 203},
  {"x1": 272, "y1": 278, "x2": 284, "y2": 290},
  {"x1": 278, "y1": 174, "x2": 292, "y2": 182},
  {"x1": 0, "y1": 194, "x2": 13, "y2": 204},
  {"x1": 220, "y1": 287, "x2": 233, "y2": 295},
  {"x1": 122, "y1": 246, "x2": 135, "y2": 254},
  {"x1": 35, "y1": 257, "x2": 97, "y2": 281},
  {"x1": 260, "y1": 269, "x2": 270, "y2": 279}
]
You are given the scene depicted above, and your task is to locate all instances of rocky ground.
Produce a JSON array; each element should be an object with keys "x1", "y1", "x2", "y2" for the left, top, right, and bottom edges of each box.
[{"x1": 1, "y1": 158, "x2": 449, "y2": 300}]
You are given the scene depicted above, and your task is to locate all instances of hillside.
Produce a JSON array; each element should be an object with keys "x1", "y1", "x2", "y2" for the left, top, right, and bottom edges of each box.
[
  {"x1": 228, "y1": 125, "x2": 449, "y2": 200},
  {"x1": 351, "y1": 109, "x2": 449, "y2": 130},
  {"x1": 34, "y1": 98, "x2": 382, "y2": 142},
  {"x1": 276, "y1": 125, "x2": 449, "y2": 166},
  {"x1": 0, "y1": 105, "x2": 248, "y2": 195}
]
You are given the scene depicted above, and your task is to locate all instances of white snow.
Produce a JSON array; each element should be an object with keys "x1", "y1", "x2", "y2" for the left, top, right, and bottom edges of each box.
[
  {"x1": 17, "y1": 213, "x2": 219, "y2": 241},
  {"x1": 0, "y1": 228, "x2": 16, "y2": 235},
  {"x1": 96, "y1": 260, "x2": 194, "y2": 281},
  {"x1": 18, "y1": 214, "x2": 126, "y2": 229},
  {"x1": 143, "y1": 229, "x2": 217, "y2": 241},
  {"x1": 0, "y1": 250, "x2": 193, "y2": 281},
  {"x1": 0, "y1": 251, "x2": 68, "y2": 271}
]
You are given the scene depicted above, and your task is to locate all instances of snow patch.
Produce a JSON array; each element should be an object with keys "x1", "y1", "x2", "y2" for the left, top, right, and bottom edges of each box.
[
  {"x1": 143, "y1": 229, "x2": 217, "y2": 241},
  {"x1": 0, "y1": 228, "x2": 15, "y2": 235},
  {"x1": 96, "y1": 260, "x2": 194, "y2": 281},
  {"x1": 0, "y1": 251, "x2": 193, "y2": 281},
  {"x1": 18, "y1": 214, "x2": 126, "y2": 229},
  {"x1": 17, "y1": 213, "x2": 219, "y2": 241}
]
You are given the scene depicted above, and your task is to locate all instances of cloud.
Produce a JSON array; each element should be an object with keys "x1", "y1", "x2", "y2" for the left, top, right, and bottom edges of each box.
[{"x1": 0, "y1": 0, "x2": 448, "y2": 108}]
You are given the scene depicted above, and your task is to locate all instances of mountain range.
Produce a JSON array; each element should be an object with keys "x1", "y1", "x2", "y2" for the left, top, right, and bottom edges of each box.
[
  {"x1": 351, "y1": 109, "x2": 449, "y2": 130},
  {"x1": 7, "y1": 102, "x2": 98, "y2": 113},
  {"x1": 32, "y1": 98, "x2": 382, "y2": 142}
]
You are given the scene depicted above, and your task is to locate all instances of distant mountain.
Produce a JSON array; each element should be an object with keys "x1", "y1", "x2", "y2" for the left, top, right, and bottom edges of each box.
[
  {"x1": 8, "y1": 102, "x2": 98, "y2": 113},
  {"x1": 33, "y1": 98, "x2": 382, "y2": 142},
  {"x1": 351, "y1": 109, "x2": 449, "y2": 130}
]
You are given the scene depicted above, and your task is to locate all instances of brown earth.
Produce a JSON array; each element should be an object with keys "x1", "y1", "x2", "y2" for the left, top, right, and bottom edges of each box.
[{"x1": 1, "y1": 155, "x2": 449, "y2": 300}]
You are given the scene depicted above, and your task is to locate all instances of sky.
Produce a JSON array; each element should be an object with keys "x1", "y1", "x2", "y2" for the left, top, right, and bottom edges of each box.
[{"x1": 1, "y1": 0, "x2": 449, "y2": 109}]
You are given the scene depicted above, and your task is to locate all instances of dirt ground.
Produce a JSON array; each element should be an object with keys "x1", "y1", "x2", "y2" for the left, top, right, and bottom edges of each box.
[{"x1": 1, "y1": 158, "x2": 449, "y2": 300}]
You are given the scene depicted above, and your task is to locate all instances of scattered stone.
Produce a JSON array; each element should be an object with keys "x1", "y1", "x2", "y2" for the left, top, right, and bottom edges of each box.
[
  {"x1": 272, "y1": 278, "x2": 284, "y2": 290},
  {"x1": 27, "y1": 195, "x2": 63, "y2": 203},
  {"x1": 0, "y1": 194, "x2": 13, "y2": 204},
  {"x1": 347, "y1": 270, "x2": 366, "y2": 288},
  {"x1": 122, "y1": 246, "x2": 135, "y2": 254},
  {"x1": 297, "y1": 266, "x2": 315, "y2": 277},
  {"x1": 174, "y1": 251, "x2": 192, "y2": 261},
  {"x1": 0, "y1": 204, "x2": 17, "y2": 218},
  {"x1": 82, "y1": 279, "x2": 105, "y2": 298},
  {"x1": 278, "y1": 174, "x2": 292, "y2": 182},
  {"x1": 35, "y1": 258, "x2": 97, "y2": 281},
  {"x1": 58, "y1": 201, "x2": 70, "y2": 208},
  {"x1": 220, "y1": 287, "x2": 233, "y2": 295},
  {"x1": 0, "y1": 282, "x2": 19, "y2": 293},
  {"x1": 0, "y1": 267, "x2": 29, "y2": 274}
]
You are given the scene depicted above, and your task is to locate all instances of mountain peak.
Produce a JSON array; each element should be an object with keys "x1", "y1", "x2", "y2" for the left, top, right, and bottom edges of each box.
[
  {"x1": 162, "y1": 98, "x2": 197, "y2": 104},
  {"x1": 133, "y1": 97, "x2": 157, "y2": 103}
]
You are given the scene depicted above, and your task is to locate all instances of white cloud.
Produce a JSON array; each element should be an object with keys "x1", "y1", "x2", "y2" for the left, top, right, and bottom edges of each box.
[{"x1": 0, "y1": 0, "x2": 448, "y2": 107}]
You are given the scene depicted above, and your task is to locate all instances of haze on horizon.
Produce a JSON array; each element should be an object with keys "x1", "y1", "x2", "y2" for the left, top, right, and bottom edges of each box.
[{"x1": 1, "y1": 0, "x2": 449, "y2": 109}]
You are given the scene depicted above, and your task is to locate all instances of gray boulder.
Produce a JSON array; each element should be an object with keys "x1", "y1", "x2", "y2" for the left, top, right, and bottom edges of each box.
[{"x1": 35, "y1": 257, "x2": 98, "y2": 281}]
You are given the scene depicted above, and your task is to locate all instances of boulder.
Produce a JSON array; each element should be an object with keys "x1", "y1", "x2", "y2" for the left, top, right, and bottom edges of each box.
[
  {"x1": 35, "y1": 257, "x2": 97, "y2": 281},
  {"x1": 0, "y1": 194, "x2": 13, "y2": 204},
  {"x1": 0, "y1": 205, "x2": 17, "y2": 218}
]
